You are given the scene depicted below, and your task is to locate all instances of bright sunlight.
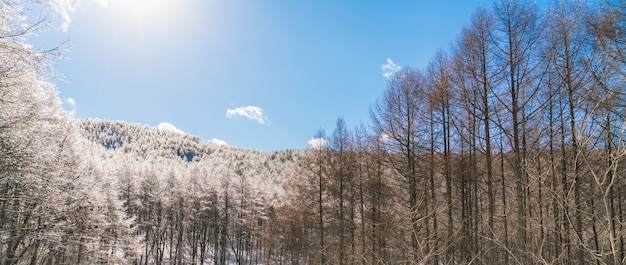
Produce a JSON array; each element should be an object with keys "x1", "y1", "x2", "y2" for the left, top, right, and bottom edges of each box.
[{"x1": 107, "y1": 0, "x2": 187, "y2": 31}]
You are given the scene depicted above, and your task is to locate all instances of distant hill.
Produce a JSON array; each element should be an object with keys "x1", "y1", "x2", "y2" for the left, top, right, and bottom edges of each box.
[
  {"x1": 79, "y1": 118, "x2": 217, "y2": 162},
  {"x1": 78, "y1": 118, "x2": 300, "y2": 199}
]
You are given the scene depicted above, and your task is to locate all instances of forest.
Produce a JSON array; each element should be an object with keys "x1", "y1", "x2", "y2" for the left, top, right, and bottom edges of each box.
[{"x1": 2, "y1": 0, "x2": 626, "y2": 264}]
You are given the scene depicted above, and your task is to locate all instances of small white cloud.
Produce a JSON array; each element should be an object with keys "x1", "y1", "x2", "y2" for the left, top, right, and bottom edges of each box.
[
  {"x1": 158, "y1": 122, "x2": 184, "y2": 134},
  {"x1": 226, "y1": 106, "x2": 267, "y2": 125},
  {"x1": 48, "y1": 0, "x2": 78, "y2": 32},
  {"x1": 210, "y1": 138, "x2": 228, "y2": 146},
  {"x1": 382, "y1": 58, "x2": 401, "y2": 78},
  {"x1": 48, "y1": 0, "x2": 108, "y2": 31},
  {"x1": 64, "y1": 97, "x2": 76, "y2": 115},
  {"x1": 65, "y1": 97, "x2": 76, "y2": 108},
  {"x1": 307, "y1": 137, "x2": 329, "y2": 150}
]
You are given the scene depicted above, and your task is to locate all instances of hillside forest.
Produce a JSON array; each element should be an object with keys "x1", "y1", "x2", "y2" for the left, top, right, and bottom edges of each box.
[{"x1": 2, "y1": 0, "x2": 626, "y2": 264}]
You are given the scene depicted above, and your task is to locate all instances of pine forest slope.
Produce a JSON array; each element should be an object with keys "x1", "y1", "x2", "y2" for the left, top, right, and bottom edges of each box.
[
  {"x1": 75, "y1": 119, "x2": 302, "y2": 264},
  {"x1": 79, "y1": 118, "x2": 299, "y2": 192}
]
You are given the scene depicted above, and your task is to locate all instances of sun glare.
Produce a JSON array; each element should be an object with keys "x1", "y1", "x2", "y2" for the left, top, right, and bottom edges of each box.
[
  {"x1": 123, "y1": 0, "x2": 173, "y2": 16},
  {"x1": 108, "y1": 0, "x2": 185, "y2": 30}
]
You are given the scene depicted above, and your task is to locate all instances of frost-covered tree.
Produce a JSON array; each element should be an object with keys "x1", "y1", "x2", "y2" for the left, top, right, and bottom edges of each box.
[{"x1": 0, "y1": 1, "x2": 130, "y2": 264}]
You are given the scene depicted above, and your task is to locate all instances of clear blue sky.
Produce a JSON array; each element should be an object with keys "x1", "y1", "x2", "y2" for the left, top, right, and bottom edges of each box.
[{"x1": 33, "y1": 0, "x2": 548, "y2": 151}]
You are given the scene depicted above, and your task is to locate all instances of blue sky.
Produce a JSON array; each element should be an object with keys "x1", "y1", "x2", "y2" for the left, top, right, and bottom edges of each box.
[{"x1": 34, "y1": 0, "x2": 546, "y2": 151}]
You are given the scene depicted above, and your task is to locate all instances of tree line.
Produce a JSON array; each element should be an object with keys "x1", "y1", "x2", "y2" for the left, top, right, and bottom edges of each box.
[
  {"x1": 270, "y1": 0, "x2": 626, "y2": 264},
  {"x1": 3, "y1": 0, "x2": 626, "y2": 264}
]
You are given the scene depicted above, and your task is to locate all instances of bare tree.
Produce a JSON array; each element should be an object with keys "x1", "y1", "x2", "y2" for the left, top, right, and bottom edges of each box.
[
  {"x1": 371, "y1": 67, "x2": 433, "y2": 263},
  {"x1": 329, "y1": 117, "x2": 354, "y2": 265},
  {"x1": 426, "y1": 50, "x2": 455, "y2": 264},
  {"x1": 543, "y1": 1, "x2": 596, "y2": 263},
  {"x1": 491, "y1": 0, "x2": 544, "y2": 262}
]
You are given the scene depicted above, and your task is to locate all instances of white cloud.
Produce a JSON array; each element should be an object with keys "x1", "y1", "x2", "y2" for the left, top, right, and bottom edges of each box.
[
  {"x1": 307, "y1": 137, "x2": 329, "y2": 150},
  {"x1": 63, "y1": 97, "x2": 76, "y2": 115},
  {"x1": 226, "y1": 106, "x2": 267, "y2": 125},
  {"x1": 382, "y1": 58, "x2": 401, "y2": 78},
  {"x1": 210, "y1": 138, "x2": 228, "y2": 146},
  {"x1": 157, "y1": 122, "x2": 184, "y2": 134},
  {"x1": 48, "y1": 0, "x2": 78, "y2": 32},
  {"x1": 65, "y1": 97, "x2": 76, "y2": 108},
  {"x1": 48, "y1": 0, "x2": 109, "y2": 31}
]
